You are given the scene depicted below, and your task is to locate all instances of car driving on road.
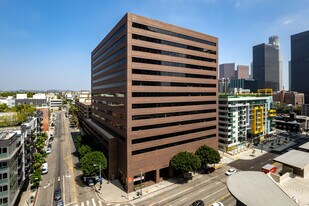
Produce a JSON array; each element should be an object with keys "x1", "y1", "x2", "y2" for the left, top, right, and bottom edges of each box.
[
  {"x1": 54, "y1": 188, "x2": 62, "y2": 201},
  {"x1": 225, "y1": 168, "x2": 237, "y2": 176}
]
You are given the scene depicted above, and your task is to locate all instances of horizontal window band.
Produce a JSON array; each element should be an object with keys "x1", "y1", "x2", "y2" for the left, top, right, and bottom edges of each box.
[
  {"x1": 132, "y1": 117, "x2": 216, "y2": 131},
  {"x1": 132, "y1": 126, "x2": 216, "y2": 144},
  {"x1": 132, "y1": 45, "x2": 216, "y2": 63},
  {"x1": 132, "y1": 69, "x2": 216, "y2": 79},
  {"x1": 132, "y1": 33, "x2": 216, "y2": 55},
  {"x1": 132, "y1": 57, "x2": 216, "y2": 71},
  {"x1": 132, "y1": 109, "x2": 216, "y2": 120},
  {"x1": 132, "y1": 22, "x2": 216, "y2": 47},
  {"x1": 132, "y1": 133, "x2": 217, "y2": 155}
]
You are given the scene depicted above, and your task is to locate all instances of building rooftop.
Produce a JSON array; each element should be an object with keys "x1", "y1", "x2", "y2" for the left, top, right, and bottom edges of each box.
[
  {"x1": 227, "y1": 171, "x2": 298, "y2": 206},
  {"x1": 274, "y1": 150, "x2": 309, "y2": 169},
  {"x1": 299, "y1": 142, "x2": 309, "y2": 151},
  {"x1": 85, "y1": 119, "x2": 115, "y2": 139},
  {"x1": 0, "y1": 131, "x2": 16, "y2": 140}
]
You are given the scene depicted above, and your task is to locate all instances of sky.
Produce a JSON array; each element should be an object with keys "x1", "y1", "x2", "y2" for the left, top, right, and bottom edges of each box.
[{"x1": 0, "y1": 0, "x2": 308, "y2": 91}]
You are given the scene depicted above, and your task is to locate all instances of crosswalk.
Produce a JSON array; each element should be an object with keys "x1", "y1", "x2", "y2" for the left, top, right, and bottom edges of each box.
[
  {"x1": 71, "y1": 198, "x2": 131, "y2": 206},
  {"x1": 74, "y1": 198, "x2": 103, "y2": 206}
]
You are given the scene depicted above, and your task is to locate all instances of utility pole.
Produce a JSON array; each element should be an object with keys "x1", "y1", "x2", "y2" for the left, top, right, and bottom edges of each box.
[{"x1": 140, "y1": 172, "x2": 143, "y2": 196}]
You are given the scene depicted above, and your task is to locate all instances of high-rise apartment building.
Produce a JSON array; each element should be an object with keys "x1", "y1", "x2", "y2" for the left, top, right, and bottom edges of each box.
[
  {"x1": 290, "y1": 31, "x2": 309, "y2": 103},
  {"x1": 235, "y1": 65, "x2": 249, "y2": 79},
  {"x1": 219, "y1": 63, "x2": 235, "y2": 79},
  {"x1": 218, "y1": 95, "x2": 274, "y2": 152},
  {"x1": 253, "y1": 36, "x2": 282, "y2": 91},
  {"x1": 89, "y1": 13, "x2": 218, "y2": 191}
]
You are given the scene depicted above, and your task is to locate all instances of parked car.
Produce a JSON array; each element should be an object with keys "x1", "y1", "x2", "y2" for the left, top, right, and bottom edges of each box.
[
  {"x1": 204, "y1": 167, "x2": 215, "y2": 174},
  {"x1": 54, "y1": 188, "x2": 62, "y2": 201},
  {"x1": 46, "y1": 148, "x2": 51, "y2": 154},
  {"x1": 225, "y1": 168, "x2": 237, "y2": 176},
  {"x1": 212, "y1": 202, "x2": 224, "y2": 206},
  {"x1": 190, "y1": 200, "x2": 204, "y2": 206}
]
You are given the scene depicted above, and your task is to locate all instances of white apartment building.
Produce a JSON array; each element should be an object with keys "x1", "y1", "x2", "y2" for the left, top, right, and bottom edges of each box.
[{"x1": 218, "y1": 95, "x2": 275, "y2": 152}]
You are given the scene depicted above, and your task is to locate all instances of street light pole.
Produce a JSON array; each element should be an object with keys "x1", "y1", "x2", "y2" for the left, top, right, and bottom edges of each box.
[{"x1": 99, "y1": 164, "x2": 102, "y2": 190}]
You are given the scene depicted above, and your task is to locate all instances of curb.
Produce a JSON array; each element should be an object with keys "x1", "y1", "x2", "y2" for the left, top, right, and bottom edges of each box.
[{"x1": 94, "y1": 175, "x2": 199, "y2": 204}]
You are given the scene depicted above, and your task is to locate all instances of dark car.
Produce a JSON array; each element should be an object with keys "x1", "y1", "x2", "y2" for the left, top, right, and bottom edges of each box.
[
  {"x1": 190, "y1": 200, "x2": 204, "y2": 206},
  {"x1": 54, "y1": 188, "x2": 61, "y2": 201},
  {"x1": 48, "y1": 143, "x2": 52, "y2": 148},
  {"x1": 204, "y1": 167, "x2": 215, "y2": 174},
  {"x1": 55, "y1": 200, "x2": 63, "y2": 206}
]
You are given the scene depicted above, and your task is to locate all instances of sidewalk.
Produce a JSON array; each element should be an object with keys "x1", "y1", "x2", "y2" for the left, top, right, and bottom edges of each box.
[
  {"x1": 93, "y1": 148, "x2": 269, "y2": 204},
  {"x1": 18, "y1": 184, "x2": 38, "y2": 206},
  {"x1": 94, "y1": 173, "x2": 204, "y2": 204}
]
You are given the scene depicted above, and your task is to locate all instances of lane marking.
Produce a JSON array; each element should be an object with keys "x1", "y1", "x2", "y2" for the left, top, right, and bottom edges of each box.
[
  {"x1": 63, "y1": 175, "x2": 66, "y2": 205},
  {"x1": 207, "y1": 192, "x2": 231, "y2": 206},
  {"x1": 202, "y1": 187, "x2": 226, "y2": 200},
  {"x1": 250, "y1": 166, "x2": 254, "y2": 169},
  {"x1": 114, "y1": 204, "x2": 120, "y2": 206},
  {"x1": 92, "y1": 198, "x2": 96, "y2": 206},
  {"x1": 81, "y1": 202, "x2": 84, "y2": 206},
  {"x1": 86, "y1": 200, "x2": 90, "y2": 206},
  {"x1": 106, "y1": 204, "x2": 111, "y2": 206},
  {"x1": 58, "y1": 176, "x2": 61, "y2": 181},
  {"x1": 51, "y1": 179, "x2": 55, "y2": 206},
  {"x1": 199, "y1": 188, "x2": 206, "y2": 193},
  {"x1": 196, "y1": 175, "x2": 219, "y2": 187},
  {"x1": 98, "y1": 200, "x2": 103, "y2": 206},
  {"x1": 149, "y1": 186, "x2": 194, "y2": 206},
  {"x1": 180, "y1": 197, "x2": 187, "y2": 201},
  {"x1": 215, "y1": 182, "x2": 221, "y2": 185}
]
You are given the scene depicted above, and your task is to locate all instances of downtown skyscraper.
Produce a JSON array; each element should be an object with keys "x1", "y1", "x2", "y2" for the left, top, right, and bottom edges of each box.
[
  {"x1": 253, "y1": 36, "x2": 283, "y2": 92},
  {"x1": 290, "y1": 31, "x2": 309, "y2": 103}
]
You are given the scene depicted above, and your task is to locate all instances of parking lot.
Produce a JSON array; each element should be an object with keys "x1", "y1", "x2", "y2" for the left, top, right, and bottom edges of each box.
[{"x1": 254, "y1": 131, "x2": 309, "y2": 154}]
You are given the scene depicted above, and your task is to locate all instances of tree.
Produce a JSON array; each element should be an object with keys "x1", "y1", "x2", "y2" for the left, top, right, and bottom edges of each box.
[
  {"x1": 195, "y1": 145, "x2": 221, "y2": 167},
  {"x1": 0, "y1": 104, "x2": 8, "y2": 112},
  {"x1": 80, "y1": 151, "x2": 107, "y2": 176},
  {"x1": 78, "y1": 145, "x2": 92, "y2": 158},
  {"x1": 30, "y1": 168, "x2": 42, "y2": 188},
  {"x1": 171, "y1": 151, "x2": 201, "y2": 173}
]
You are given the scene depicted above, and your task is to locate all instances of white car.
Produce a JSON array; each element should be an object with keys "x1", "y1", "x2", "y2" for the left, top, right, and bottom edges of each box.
[
  {"x1": 225, "y1": 168, "x2": 237, "y2": 176},
  {"x1": 46, "y1": 148, "x2": 51, "y2": 154},
  {"x1": 212, "y1": 202, "x2": 224, "y2": 206}
]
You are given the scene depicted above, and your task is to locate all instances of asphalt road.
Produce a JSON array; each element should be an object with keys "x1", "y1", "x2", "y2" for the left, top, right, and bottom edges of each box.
[
  {"x1": 36, "y1": 112, "x2": 64, "y2": 206},
  {"x1": 134, "y1": 167, "x2": 236, "y2": 206}
]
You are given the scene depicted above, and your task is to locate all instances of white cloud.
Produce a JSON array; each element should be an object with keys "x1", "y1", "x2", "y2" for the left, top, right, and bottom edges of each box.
[{"x1": 283, "y1": 19, "x2": 293, "y2": 25}]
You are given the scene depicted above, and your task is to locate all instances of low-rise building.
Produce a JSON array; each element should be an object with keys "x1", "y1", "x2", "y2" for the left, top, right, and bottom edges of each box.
[
  {"x1": 0, "y1": 96, "x2": 15, "y2": 108},
  {"x1": 16, "y1": 94, "x2": 27, "y2": 100},
  {"x1": 218, "y1": 94, "x2": 274, "y2": 152},
  {"x1": 77, "y1": 90, "x2": 91, "y2": 103},
  {"x1": 37, "y1": 107, "x2": 49, "y2": 132},
  {"x1": 273, "y1": 113, "x2": 309, "y2": 132},
  {"x1": 219, "y1": 78, "x2": 230, "y2": 93},
  {"x1": 273, "y1": 90, "x2": 304, "y2": 106},
  {"x1": 49, "y1": 99, "x2": 62, "y2": 109},
  {"x1": 302, "y1": 104, "x2": 309, "y2": 117},
  {"x1": 15, "y1": 98, "x2": 47, "y2": 107},
  {"x1": 230, "y1": 79, "x2": 258, "y2": 93}
]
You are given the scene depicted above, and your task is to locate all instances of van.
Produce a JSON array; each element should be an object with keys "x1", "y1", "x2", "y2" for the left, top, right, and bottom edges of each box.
[{"x1": 42, "y1": 163, "x2": 48, "y2": 174}]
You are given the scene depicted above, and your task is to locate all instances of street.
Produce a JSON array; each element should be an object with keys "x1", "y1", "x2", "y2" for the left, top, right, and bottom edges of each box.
[
  {"x1": 134, "y1": 167, "x2": 236, "y2": 206},
  {"x1": 35, "y1": 111, "x2": 103, "y2": 206},
  {"x1": 35, "y1": 113, "x2": 309, "y2": 206}
]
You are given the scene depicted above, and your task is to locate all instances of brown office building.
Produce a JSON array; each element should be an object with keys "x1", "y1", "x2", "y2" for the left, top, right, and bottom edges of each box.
[
  {"x1": 235, "y1": 65, "x2": 249, "y2": 79},
  {"x1": 89, "y1": 13, "x2": 218, "y2": 192},
  {"x1": 273, "y1": 90, "x2": 304, "y2": 106}
]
